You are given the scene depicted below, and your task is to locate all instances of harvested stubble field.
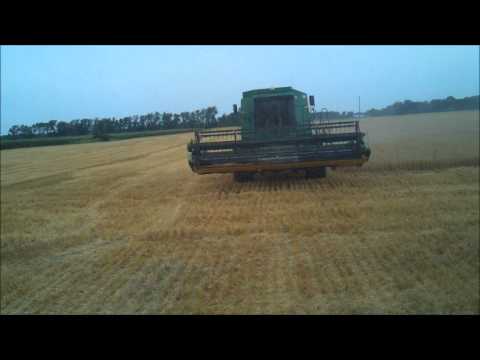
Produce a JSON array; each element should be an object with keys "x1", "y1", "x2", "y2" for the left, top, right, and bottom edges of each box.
[{"x1": 1, "y1": 110, "x2": 479, "y2": 314}]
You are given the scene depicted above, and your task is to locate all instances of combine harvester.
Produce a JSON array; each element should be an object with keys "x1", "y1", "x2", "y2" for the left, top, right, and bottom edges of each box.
[{"x1": 187, "y1": 87, "x2": 371, "y2": 182}]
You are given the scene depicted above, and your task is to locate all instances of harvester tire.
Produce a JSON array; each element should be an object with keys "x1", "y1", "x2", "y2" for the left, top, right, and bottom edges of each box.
[
  {"x1": 305, "y1": 167, "x2": 327, "y2": 179},
  {"x1": 233, "y1": 172, "x2": 255, "y2": 182}
]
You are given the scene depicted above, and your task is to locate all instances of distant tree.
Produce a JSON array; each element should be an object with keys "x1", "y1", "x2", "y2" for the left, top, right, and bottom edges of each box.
[
  {"x1": 172, "y1": 114, "x2": 180, "y2": 128},
  {"x1": 179, "y1": 112, "x2": 189, "y2": 128},
  {"x1": 205, "y1": 106, "x2": 218, "y2": 128},
  {"x1": 56, "y1": 121, "x2": 70, "y2": 137},
  {"x1": 92, "y1": 119, "x2": 110, "y2": 141},
  {"x1": 19, "y1": 125, "x2": 34, "y2": 138},
  {"x1": 8, "y1": 125, "x2": 21, "y2": 137},
  {"x1": 47, "y1": 120, "x2": 57, "y2": 136},
  {"x1": 162, "y1": 113, "x2": 173, "y2": 129}
]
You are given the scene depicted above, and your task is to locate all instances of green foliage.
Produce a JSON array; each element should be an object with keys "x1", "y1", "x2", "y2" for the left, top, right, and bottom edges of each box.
[
  {"x1": 0, "y1": 129, "x2": 193, "y2": 150},
  {"x1": 0, "y1": 135, "x2": 94, "y2": 150},
  {"x1": 92, "y1": 119, "x2": 111, "y2": 141},
  {"x1": 7, "y1": 106, "x2": 220, "y2": 140},
  {"x1": 312, "y1": 111, "x2": 354, "y2": 120},
  {"x1": 365, "y1": 95, "x2": 479, "y2": 117},
  {"x1": 214, "y1": 112, "x2": 242, "y2": 127},
  {"x1": 108, "y1": 128, "x2": 192, "y2": 140}
]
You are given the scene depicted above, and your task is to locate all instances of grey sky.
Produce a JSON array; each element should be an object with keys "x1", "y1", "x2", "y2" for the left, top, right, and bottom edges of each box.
[{"x1": 1, "y1": 45, "x2": 478, "y2": 134}]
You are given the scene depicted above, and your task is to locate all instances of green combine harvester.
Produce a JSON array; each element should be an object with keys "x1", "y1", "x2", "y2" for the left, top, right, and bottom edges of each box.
[{"x1": 187, "y1": 87, "x2": 371, "y2": 181}]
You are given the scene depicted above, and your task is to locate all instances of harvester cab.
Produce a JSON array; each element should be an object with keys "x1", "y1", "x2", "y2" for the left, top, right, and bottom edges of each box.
[{"x1": 187, "y1": 86, "x2": 371, "y2": 181}]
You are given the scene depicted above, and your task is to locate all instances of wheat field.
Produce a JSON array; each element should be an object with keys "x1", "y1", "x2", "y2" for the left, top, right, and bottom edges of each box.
[{"x1": 1, "y1": 111, "x2": 479, "y2": 314}]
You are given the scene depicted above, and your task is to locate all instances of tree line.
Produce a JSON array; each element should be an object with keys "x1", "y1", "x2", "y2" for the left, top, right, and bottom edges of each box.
[
  {"x1": 364, "y1": 95, "x2": 479, "y2": 117},
  {"x1": 312, "y1": 111, "x2": 355, "y2": 120},
  {"x1": 6, "y1": 95, "x2": 479, "y2": 139},
  {"x1": 7, "y1": 106, "x2": 242, "y2": 139}
]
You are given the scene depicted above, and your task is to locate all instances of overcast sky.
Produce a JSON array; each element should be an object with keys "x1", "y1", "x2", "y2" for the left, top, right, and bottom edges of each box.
[{"x1": 1, "y1": 45, "x2": 478, "y2": 134}]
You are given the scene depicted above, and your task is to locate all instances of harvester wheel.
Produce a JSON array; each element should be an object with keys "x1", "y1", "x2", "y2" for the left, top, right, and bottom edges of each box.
[
  {"x1": 233, "y1": 172, "x2": 255, "y2": 182},
  {"x1": 305, "y1": 167, "x2": 327, "y2": 179}
]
